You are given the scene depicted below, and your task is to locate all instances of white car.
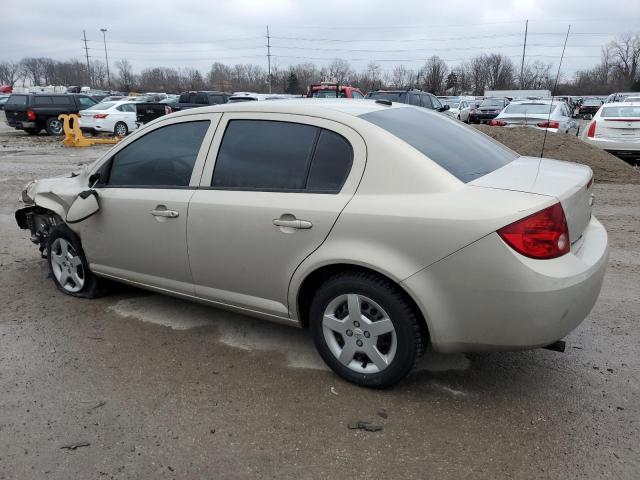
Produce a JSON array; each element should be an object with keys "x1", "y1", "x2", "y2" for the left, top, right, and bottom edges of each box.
[
  {"x1": 16, "y1": 100, "x2": 608, "y2": 388},
  {"x1": 79, "y1": 100, "x2": 139, "y2": 136},
  {"x1": 490, "y1": 100, "x2": 579, "y2": 134},
  {"x1": 582, "y1": 102, "x2": 640, "y2": 163}
]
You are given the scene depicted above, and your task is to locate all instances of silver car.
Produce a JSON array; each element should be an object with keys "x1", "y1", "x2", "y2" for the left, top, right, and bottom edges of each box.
[
  {"x1": 16, "y1": 100, "x2": 608, "y2": 388},
  {"x1": 491, "y1": 100, "x2": 579, "y2": 134}
]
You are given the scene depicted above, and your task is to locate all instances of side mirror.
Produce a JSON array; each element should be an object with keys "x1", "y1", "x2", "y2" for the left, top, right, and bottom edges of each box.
[
  {"x1": 88, "y1": 172, "x2": 101, "y2": 187},
  {"x1": 440, "y1": 105, "x2": 450, "y2": 112},
  {"x1": 66, "y1": 190, "x2": 100, "y2": 223}
]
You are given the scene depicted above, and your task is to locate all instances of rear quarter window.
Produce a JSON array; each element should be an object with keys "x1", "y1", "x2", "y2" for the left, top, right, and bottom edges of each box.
[
  {"x1": 359, "y1": 107, "x2": 518, "y2": 183},
  {"x1": 33, "y1": 96, "x2": 53, "y2": 105}
]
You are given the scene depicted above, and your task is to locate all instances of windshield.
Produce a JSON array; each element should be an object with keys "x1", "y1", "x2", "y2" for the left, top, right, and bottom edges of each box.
[
  {"x1": 367, "y1": 92, "x2": 409, "y2": 103},
  {"x1": 311, "y1": 89, "x2": 345, "y2": 98},
  {"x1": 480, "y1": 99, "x2": 505, "y2": 107},
  {"x1": 91, "y1": 102, "x2": 117, "y2": 110},
  {"x1": 601, "y1": 106, "x2": 640, "y2": 118},
  {"x1": 359, "y1": 107, "x2": 517, "y2": 183},
  {"x1": 583, "y1": 100, "x2": 601, "y2": 106},
  {"x1": 503, "y1": 103, "x2": 556, "y2": 115}
]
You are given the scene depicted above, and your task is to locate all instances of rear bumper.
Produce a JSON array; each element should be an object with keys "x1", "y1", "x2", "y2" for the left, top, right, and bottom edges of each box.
[
  {"x1": 7, "y1": 120, "x2": 36, "y2": 129},
  {"x1": 583, "y1": 137, "x2": 640, "y2": 162},
  {"x1": 402, "y1": 215, "x2": 608, "y2": 353}
]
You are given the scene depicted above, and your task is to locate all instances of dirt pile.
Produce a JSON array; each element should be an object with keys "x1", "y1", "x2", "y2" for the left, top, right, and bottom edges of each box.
[{"x1": 474, "y1": 124, "x2": 640, "y2": 184}]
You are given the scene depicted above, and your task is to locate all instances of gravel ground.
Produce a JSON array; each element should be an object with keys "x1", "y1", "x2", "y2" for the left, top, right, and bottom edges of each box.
[
  {"x1": 474, "y1": 124, "x2": 640, "y2": 184},
  {"x1": 1, "y1": 113, "x2": 639, "y2": 479}
]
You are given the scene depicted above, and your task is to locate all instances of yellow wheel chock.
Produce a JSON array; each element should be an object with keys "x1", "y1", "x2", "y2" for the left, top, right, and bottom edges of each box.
[{"x1": 58, "y1": 114, "x2": 124, "y2": 147}]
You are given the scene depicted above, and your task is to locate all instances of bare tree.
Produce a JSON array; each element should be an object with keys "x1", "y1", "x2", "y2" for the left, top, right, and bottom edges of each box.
[
  {"x1": 421, "y1": 55, "x2": 448, "y2": 94},
  {"x1": 115, "y1": 59, "x2": 136, "y2": 91},
  {"x1": 0, "y1": 61, "x2": 22, "y2": 86},
  {"x1": 327, "y1": 58, "x2": 353, "y2": 85},
  {"x1": 608, "y1": 32, "x2": 640, "y2": 89}
]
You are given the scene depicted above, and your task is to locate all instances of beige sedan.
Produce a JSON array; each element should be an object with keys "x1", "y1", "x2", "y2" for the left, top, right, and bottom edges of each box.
[{"x1": 16, "y1": 99, "x2": 608, "y2": 387}]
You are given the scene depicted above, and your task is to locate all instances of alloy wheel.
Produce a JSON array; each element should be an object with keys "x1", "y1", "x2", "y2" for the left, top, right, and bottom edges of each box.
[
  {"x1": 115, "y1": 123, "x2": 127, "y2": 137},
  {"x1": 322, "y1": 294, "x2": 397, "y2": 374},
  {"x1": 50, "y1": 238, "x2": 85, "y2": 293}
]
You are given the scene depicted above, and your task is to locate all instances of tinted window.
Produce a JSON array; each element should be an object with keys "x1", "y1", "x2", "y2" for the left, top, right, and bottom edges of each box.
[
  {"x1": 408, "y1": 94, "x2": 421, "y2": 106},
  {"x1": 194, "y1": 93, "x2": 208, "y2": 104},
  {"x1": 351, "y1": 91, "x2": 364, "y2": 99},
  {"x1": 7, "y1": 95, "x2": 27, "y2": 106},
  {"x1": 306, "y1": 130, "x2": 353, "y2": 191},
  {"x1": 108, "y1": 121, "x2": 209, "y2": 187},
  {"x1": 420, "y1": 95, "x2": 433, "y2": 108},
  {"x1": 212, "y1": 120, "x2": 318, "y2": 190},
  {"x1": 52, "y1": 96, "x2": 72, "y2": 105},
  {"x1": 78, "y1": 96, "x2": 97, "y2": 108},
  {"x1": 360, "y1": 107, "x2": 517, "y2": 183},
  {"x1": 367, "y1": 92, "x2": 408, "y2": 103},
  {"x1": 431, "y1": 96, "x2": 443, "y2": 109},
  {"x1": 212, "y1": 95, "x2": 225, "y2": 104},
  {"x1": 179, "y1": 94, "x2": 190, "y2": 103},
  {"x1": 33, "y1": 96, "x2": 53, "y2": 105}
]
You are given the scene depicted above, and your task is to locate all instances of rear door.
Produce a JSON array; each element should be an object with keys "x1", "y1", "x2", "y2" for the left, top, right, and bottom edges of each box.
[
  {"x1": 75, "y1": 113, "x2": 220, "y2": 294},
  {"x1": 188, "y1": 113, "x2": 366, "y2": 318}
]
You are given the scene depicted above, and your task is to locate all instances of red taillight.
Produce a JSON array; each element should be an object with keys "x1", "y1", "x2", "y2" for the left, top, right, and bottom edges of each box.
[
  {"x1": 489, "y1": 119, "x2": 507, "y2": 126},
  {"x1": 497, "y1": 203, "x2": 570, "y2": 259},
  {"x1": 93, "y1": 113, "x2": 108, "y2": 119},
  {"x1": 587, "y1": 121, "x2": 597, "y2": 138},
  {"x1": 27, "y1": 109, "x2": 36, "y2": 121},
  {"x1": 537, "y1": 120, "x2": 560, "y2": 129}
]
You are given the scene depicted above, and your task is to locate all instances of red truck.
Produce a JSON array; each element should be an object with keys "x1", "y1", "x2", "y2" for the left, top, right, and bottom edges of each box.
[{"x1": 306, "y1": 82, "x2": 365, "y2": 99}]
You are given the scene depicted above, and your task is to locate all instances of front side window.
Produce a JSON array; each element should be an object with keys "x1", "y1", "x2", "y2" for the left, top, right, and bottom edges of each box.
[
  {"x1": 107, "y1": 121, "x2": 209, "y2": 187},
  {"x1": 431, "y1": 96, "x2": 443, "y2": 109},
  {"x1": 78, "y1": 96, "x2": 97, "y2": 108},
  {"x1": 420, "y1": 95, "x2": 433, "y2": 109},
  {"x1": 212, "y1": 120, "x2": 353, "y2": 193},
  {"x1": 52, "y1": 96, "x2": 72, "y2": 105},
  {"x1": 351, "y1": 91, "x2": 364, "y2": 99},
  {"x1": 408, "y1": 94, "x2": 421, "y2": 106}
]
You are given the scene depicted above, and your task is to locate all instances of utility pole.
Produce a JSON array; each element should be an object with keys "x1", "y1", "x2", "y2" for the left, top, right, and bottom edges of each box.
[
  {"x1": 266, "y1": 25, "x2": 272, "y2": 93},
  {"x1": 83, "y1": 30, "x2": 91, "y2": 86},
  {"x1": 520, "y1": 19, "x2": 528, "y2": 89},
  {"x1": 100, "y1": 28, "x2": 111, "y2": 89}
]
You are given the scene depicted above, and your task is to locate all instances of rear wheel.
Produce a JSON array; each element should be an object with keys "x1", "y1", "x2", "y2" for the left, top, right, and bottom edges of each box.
[
  {"x1": 47, "y1": 225, "x2": 102, "y2": 298},
  {"x1": 310, "y1": 271, "x2": 425, "y2": 388},
  {"x1": 114, "y1": 122, "x2": 128, "y2": 137},
  {"x1": 45, "y1": 117, "x2": 64, "y2": 136}
]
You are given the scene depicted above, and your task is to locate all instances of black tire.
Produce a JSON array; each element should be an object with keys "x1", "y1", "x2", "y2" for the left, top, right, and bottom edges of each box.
[
  {"x1": 114, "y1": 122, "x2": 128, "y2": 137},
  {"x1": 45, "y1": 117, "x2": 64, "y2": 136},
  {"x1": 310, "y1": 271, "x2": 426, "y2": 388},
  {"x1": 47, "y1": 224, "x2": 102, "y2": 298}
]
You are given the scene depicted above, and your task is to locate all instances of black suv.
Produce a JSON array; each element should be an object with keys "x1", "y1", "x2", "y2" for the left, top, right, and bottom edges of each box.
[
  {"x1": 4, "y1": 93, "x2": 98, "y2": 135},
  {"x1": 173, "y1": 91, "x2": 230, "y2": 111},
  {"x1": 365, "y1": 90, "x2": 450, "y2": 112}
]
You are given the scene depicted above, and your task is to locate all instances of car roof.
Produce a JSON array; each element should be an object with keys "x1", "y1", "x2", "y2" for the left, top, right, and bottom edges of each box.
[{"x1": 168, "y1": 98, "x2": 412, "y2": 120}]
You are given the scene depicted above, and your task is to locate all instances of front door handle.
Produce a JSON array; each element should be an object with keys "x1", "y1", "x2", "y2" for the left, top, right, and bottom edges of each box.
[
  {"x1": 150, "y1": 208, "x2": 179, "y2": 218},
  {"x1": 273, "y1": 218, "x2": 313, "y2": 229}
]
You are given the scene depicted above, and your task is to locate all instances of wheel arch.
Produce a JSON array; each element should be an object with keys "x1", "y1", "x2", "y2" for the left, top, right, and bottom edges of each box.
[{"x1": 293, "y1": 262, "x2": 430, "y2": 343}]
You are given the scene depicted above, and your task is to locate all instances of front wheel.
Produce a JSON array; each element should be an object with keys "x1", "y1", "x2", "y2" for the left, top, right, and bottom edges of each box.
[
  {"x1": 310, "y1": 271, "x2": 425, "y2": 388},
  {"x1": 47, "y1": 225, "x2": 102, "y2": 298}
]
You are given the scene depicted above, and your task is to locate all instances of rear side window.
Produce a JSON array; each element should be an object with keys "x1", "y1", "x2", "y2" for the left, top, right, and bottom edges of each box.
[
  {"x1": 33, "y1": 96, "x2": 53, "y2": 105},
  {"x1": 212, "y1": 120, "x2": 353, "y2": 192},
  {"x1": 108, "y1": 121, "x2": 209, "y2": 187},
  {"x1": 360, "y1": 107, "x2": 517, "y2": 183},
  {"x1": 52, "y1": 96, "x2": 72, "y2": 105},
  {"x1": 194, "y1": 93, "x2": 208, "y2": 104},
  {"x1": 7, "y1": 95, "x2": 27, "y2": 106}
]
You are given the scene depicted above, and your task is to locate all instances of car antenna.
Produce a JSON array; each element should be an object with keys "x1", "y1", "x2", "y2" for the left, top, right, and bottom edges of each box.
[{"x1": 540, "y1": 24, "x2": 571, "y2": 159}]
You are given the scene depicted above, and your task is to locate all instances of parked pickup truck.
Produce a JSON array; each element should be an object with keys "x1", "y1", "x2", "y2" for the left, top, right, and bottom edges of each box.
[
  {"x1": 4, "y1": 93, "x2": 98, "y2": 135},
  {"x1": 172, "y1": 91, "x2": 230, "y2": 111},
  {"x1": 135, "y1": 102, "x2": 173, "y2": 127}
]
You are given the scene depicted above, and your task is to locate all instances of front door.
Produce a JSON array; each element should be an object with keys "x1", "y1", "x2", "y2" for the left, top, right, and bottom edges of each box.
[
  {"x1": 74, "y1": 116, "x2": 217, "y2": 294},
  {"x1": 187, "y1": 113, "x2": 366, "y2": 318}
]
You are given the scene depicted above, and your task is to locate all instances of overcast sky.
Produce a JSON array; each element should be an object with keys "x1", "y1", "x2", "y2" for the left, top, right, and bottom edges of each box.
[{"x1": 3, "y1": 0, "x2": 639, "y2": 76}]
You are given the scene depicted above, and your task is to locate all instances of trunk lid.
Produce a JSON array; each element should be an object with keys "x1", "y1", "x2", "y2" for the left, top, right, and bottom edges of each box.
[
  {"x1": 4, "y1": 94, "x2": 29, "y2": 122},
  {"x1": 595, "y1": 118, "x2": 640, "y2": 140},
  {"x1": 470, "y1": 156, "x2": 594, "y2": 247}
]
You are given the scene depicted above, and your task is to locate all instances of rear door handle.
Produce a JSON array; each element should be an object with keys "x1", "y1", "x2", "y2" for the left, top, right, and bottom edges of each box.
[
  {"x1": 150, "y1": 209, "x2": 179, "y2": 218},
  {"x1": 273, "y1": 218, "x2": 312, "y2": 229}
]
